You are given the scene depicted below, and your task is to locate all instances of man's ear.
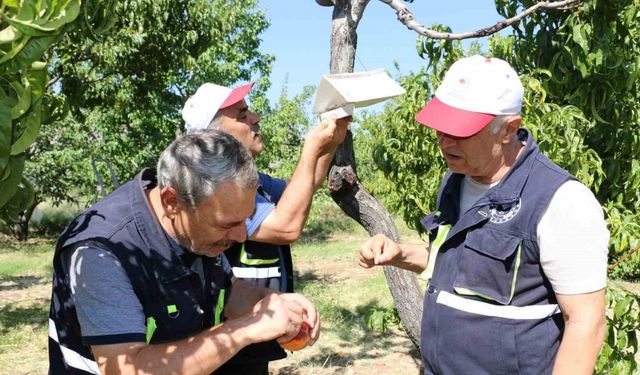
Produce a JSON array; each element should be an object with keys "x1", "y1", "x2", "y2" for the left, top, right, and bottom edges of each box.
[
  {"x1": 501, "y1": 116, "x2": 522, "y2": 144},
  {"x1": 159, "y1": 187, "x2": 181, "y2": 218}
]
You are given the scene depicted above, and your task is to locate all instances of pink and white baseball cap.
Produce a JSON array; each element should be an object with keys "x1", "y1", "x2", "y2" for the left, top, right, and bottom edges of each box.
[
  {"x1": 182, "y1": 82, "x2": 254, "y2": 134},
  {"x1": 416, "y1": 55, "x2": 523, "y2": 137}
]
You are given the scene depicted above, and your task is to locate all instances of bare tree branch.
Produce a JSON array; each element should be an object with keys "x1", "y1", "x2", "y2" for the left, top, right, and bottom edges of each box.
[
  {"x1": 379, "y1": 0, "x2": 582, "y2": 40},
  {"x1": 351, "y1": 0, "x2": 371, "y2": 26},
  {"x1": 47, "y1": 76, "x2": 62, "y2": 89}
]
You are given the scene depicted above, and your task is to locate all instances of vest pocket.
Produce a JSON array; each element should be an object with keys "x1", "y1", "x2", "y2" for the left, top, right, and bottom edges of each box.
[{"x1": 453, "y1": 228, "x2": 522, "y2": 305}]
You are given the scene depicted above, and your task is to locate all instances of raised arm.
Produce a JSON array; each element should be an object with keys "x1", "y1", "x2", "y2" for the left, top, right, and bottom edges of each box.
[{"x1": 251, "y1": 118, "x2": 349, "y2": 244}]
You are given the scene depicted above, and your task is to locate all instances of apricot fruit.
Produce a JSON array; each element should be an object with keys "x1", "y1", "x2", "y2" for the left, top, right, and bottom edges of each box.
[{"x1": 280, "y1": 322, "x2": 311, "y2": 351}]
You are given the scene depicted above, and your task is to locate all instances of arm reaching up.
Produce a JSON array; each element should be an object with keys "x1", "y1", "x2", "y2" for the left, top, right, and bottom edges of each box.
[{"x1": 251, "y1": 118, "x2": 350, "y2": 244}]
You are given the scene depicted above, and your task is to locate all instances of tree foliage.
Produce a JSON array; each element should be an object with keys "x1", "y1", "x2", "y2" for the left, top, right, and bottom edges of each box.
[
  {"x1": 27, "y1": 0, "x2": 273, "y2": 208},
  {"x1": 0, "y1": 0, "x2": 84, "y2": 225},
  {"x1": 0, "y1": 0, "x2": 273, "y2": 239},
  {"x1": 252, "y1": 84, "x2": 315, "y2": 179}
]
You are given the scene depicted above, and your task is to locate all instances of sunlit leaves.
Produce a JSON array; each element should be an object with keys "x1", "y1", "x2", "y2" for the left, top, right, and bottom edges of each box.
[
  {"x1": 0, "y1": 0, "x2": 81, "y2": 223},
  {"x1": 28, "y1": 0, "x2": 273, "y2": 209},
  {"x1": 596, "y1": 285, "x2": 640, "y2": 375}
]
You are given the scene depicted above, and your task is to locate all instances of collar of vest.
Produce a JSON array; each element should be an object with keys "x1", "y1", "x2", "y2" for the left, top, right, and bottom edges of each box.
[
  {"x1": 131, "y1": 168, "x2": 193, "y2": 282},
  {"x1": 482, "y1": 129, "x2": 538, "y2": 202}
]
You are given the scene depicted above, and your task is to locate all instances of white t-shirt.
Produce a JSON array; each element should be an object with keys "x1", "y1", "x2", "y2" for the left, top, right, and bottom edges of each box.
[{"x1": 460, "y1": 177, "x2": 609, "y2": 295}]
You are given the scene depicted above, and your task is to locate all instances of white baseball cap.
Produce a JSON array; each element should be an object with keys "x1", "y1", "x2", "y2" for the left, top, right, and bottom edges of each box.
[
  {"x1": 416, "y1": 55, "x2": 523, "y2": 137},
  {"x1": 181, "y1": 82, "x2": 254, "y2": 134}
]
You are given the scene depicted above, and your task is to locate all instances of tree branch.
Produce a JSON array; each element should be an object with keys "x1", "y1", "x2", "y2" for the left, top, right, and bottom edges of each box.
[
  {"x1": 608, "y1": 244, "x2": 640, "y2": 272},
  {"x1": 47, "y1": 76, "x2": 62, "y2": 89},
  {"x1": 378, "y1": 0, "x2": 581, "y2": 40},
  {"x1": 351, "y1": 0, "x2": 371, "y2": 26}
]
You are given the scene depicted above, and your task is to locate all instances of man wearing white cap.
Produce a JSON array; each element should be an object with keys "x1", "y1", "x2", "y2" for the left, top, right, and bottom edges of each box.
[
  {"x1": 182, "y1": 82, "x2": 350, "y2": 374},
  {"x1": 357, "y1": 55, "x2": 608, "y2": 374}
]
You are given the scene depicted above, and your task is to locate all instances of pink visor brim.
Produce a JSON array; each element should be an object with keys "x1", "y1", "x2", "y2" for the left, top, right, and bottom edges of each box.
[
  {"x1": 220, "y1": 82, "x2": 255, "y2": 109},
  {"x1": 415, "y1": 96, "x2": 496, "y2": 137}
]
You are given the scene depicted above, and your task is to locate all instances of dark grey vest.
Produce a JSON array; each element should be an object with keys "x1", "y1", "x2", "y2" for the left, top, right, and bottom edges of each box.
[
  {"x1": 419, "y1": 130, "x2": 574, "y2": 375},
  {"x1": 48, "y1": 169, "x2": 231, "y2": 374}
]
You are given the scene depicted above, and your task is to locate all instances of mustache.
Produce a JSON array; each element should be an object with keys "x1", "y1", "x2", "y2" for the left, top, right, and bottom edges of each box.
[{"x1": 213, "y1": 240, "x2": 236, "y2": 249}]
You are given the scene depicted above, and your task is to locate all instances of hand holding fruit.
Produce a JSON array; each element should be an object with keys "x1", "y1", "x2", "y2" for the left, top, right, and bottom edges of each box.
[{"x1": 279, "y1": 321, "x2": 311, "y2": 351}]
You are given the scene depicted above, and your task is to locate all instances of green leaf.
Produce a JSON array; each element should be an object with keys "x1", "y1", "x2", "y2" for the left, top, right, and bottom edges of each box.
[
  {"x1": 3, "y1": 0, "x2": 20, "y2": 8},
  {"x1": 0, "y1": 177, "x2": 34, "y2": 224},
  {"x1": 6, "y1": 0, "x2": 80, "y2": 32},
  {"x1": 416, "y1": 35, "x2": 424, "y2": 59},
  {"x1": 0, "y1": 153, "x2": 26, "y2": 208},
  {"x1": 0, "y1": 35, "x2": 31, "y2": 64},
  {"x1": 572, "y1": 24, "x2": 589, "y2": 53},
  {"x1": 32, "y1": 0, "x2": 81, "y2": 32},
  {"x1": 9, "y1": 77, "x2": 32, "y2": 119},
  {"x1": 0, "y1": 26, "x2": 22, "y2": 44},
  {"x1": 367, "y1": 309, "x2": 387, "y2": 333},
  {"x1": 0, "y1": 87, "x2": 11, "y2": 175},
  {"x1": 10, "y1": 103, "x2": 41, "y2": 155},
  {"x1": 1, "y1": 34, "x2": 57, "y2": 74},
  {"x1": 30, "y1": 60, "x2": 47, "y2": 70}
]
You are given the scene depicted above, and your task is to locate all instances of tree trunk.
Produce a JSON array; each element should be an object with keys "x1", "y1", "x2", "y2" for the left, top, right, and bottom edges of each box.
[
  {"x1": 11, "y1": 198, "x2": 39, "y2": 241},
  {"x1": 326, "y1": 0, "x2": 423, "y2": 347}
]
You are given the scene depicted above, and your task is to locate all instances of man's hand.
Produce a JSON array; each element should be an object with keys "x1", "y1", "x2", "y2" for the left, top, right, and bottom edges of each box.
[
  {"x1": 358, "y1": 234, "x2": 429, "y2": 273},
  {"x1": 304, "y1": 116, "x2": 352, "y2": 156},
  {"x1": 243, "y1": 292, "x2": 320, "y2": 345},
  {"x1": 358, "y1": 234, "x2": 402, "y2": 268},
  {"x1": 279, "y1": 293, "x2": 320, "y2": 345},
  {"x1": 91, "y1": 291, "x2": 321, "y2": 375},
  {"x1": 243, "y1": 293, "x2": 303, "y2": 343}
]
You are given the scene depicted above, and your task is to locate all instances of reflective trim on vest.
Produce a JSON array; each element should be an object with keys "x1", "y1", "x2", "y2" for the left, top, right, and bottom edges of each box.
[
  {"x1": 240, "y1": 243, "x2": 279, "y2": 265},
  {"x1": 146, "y1": 316, "x2": 156, "y2": 344},
  {"x1": 214, "y1": 289, "x2": 226, "y2": 326},
  {"x1": 48, "y1": 318, "x2": 101, "y2": 374},
  {"x1": 232, "y1": 266, "x2": 281, "y2": 279},
  {"x1": 420, "y1": 224, "x2": 451, "y2": 282},
  {"x1": 436, "y1": 291, "x2": 561, "y2": 320}
]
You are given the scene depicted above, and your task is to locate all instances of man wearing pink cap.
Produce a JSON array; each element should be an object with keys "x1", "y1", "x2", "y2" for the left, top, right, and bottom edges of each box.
[
  {"x1": 358, "y1": 55, "x2": 608, "y2": 374},
  {"x1": 182, "y1": 82, "x2": 350, "y2": 374}
]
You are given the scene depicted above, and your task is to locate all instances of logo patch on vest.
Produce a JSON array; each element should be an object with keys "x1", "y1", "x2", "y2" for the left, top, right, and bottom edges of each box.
[{"x1": 488, "y1": 199, "x2": 521, "y2": 224}]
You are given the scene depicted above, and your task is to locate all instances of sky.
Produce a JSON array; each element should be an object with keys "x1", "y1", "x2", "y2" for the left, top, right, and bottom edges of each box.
[{"x1": 257, "y1": 0, "x2": 503, "y2": 105}]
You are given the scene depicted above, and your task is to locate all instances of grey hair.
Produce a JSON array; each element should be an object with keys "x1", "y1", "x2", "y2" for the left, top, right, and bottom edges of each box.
[
  {"x1": 488, "y1": 114, "x2": 520, "y2": 136},
  {"x1": 207, "y1": 111, "x2": 225, "y2": 130},
  {"x1": 157, "y1": 129, "x2": 258, "y2": 207}
]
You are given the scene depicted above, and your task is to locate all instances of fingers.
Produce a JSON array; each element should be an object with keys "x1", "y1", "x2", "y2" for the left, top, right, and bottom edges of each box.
[
  {"x1": 358, "y1": 234, "x2": 398, "y2": 268},
  {"x1": 358, "y1": 237, "x2": 377, "y2": 268},
  {"x1": 279, "y1": 293, "x2": 321, "y2": 345}
]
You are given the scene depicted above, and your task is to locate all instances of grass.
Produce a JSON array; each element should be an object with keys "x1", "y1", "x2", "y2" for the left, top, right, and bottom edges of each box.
[
  {"x1": 0, "y1": 236, "x2": 52, "y2": 375},
  {"x1": 276, "y1": 236, "x2": 421, "y2": 374}
]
